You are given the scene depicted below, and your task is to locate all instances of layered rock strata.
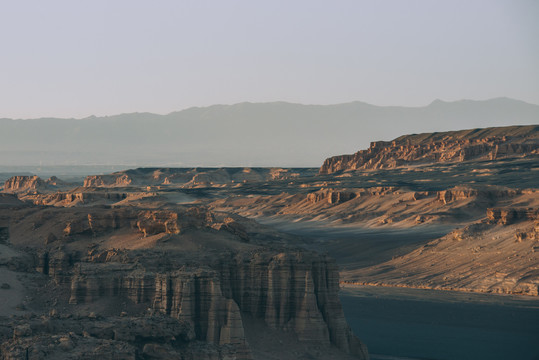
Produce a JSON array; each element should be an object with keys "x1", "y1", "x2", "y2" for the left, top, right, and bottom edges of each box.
[
  {"x1": 1, "y1": 202, "x2": 368, "y2": 359},
  {"x1": 307, "y1": 189, "x2": 356, "y2": 205},
  {"x1": 3, "y1": 175, "x2": 46, "y2": 192},
  {"x1": 486, "y1": 208, "x2": 539, "y2": 225},
  {"x1": 28, "y1": 247, "x2": 367, "y2": 359},
  {"x1": 3, "y1": 176, "x2": 71, "y2": 193},
  {"x1": 90, "y1": 209, "x2": 226, "y2": 238},
  {"x1": 320, "y1": 125, "x2": 539, "y2": 174}
]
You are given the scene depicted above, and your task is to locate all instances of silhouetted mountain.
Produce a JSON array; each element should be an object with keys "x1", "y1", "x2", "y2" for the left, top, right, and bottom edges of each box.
[{"x1": 1, "y1": 98, "x2": 538, "y2": 167}]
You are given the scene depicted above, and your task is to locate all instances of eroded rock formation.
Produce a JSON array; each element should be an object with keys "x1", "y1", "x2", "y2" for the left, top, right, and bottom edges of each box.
[
  {"x1": 307, "y1": 189, "x2": 357, "y2": 205},
  {"x1": 3, "y1": 175, "x2": 47, "y2": 192},
  {"x1": 320, "y1": 125, "x2": 539, "y2": 174},
  {"x1": 32, "y1": 192, "x2": 128, "y2": 206},
  {"x1": 437, "y1": 187, "x2": 519, "y2": 205},
  {"x1": 486, "y1": 208, "x2": 539, "y2": 225},
  {"x1": 30, "y1": 248, "x2": 366, "y2": 359},
  {"x1": 82, "y1": 167, "x2": 317, "y2": 188},
  {"x1": 0, "y1": 201, "x2": 368, "y2": 359},
  {"x1": 84, "y1": 174, "x2": 133, "y2": 187}
]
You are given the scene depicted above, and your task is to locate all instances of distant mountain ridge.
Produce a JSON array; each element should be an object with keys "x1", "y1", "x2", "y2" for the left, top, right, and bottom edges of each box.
[
  {"x1": 320, "y1": 125, "x2": 539, "y2": 174},
  {"x1": 1, "y1": 98, "x2": 538, "y2": 167}
]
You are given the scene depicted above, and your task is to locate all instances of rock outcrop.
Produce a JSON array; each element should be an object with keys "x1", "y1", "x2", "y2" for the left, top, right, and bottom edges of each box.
[
  {"x1": 32, "y1": 192, "x2": 128, "y2": 206},
  {"x1": 437, "y1": 187, "x2": 519, "y2": 205},
  {"x1": 486, "y1": 208, "x2": 539, "y2": 225},
  {"x1": 217, "y1": 252, "x2": 366, "y2": 355},
  {"x1": 3, "y1": 175, "x2": 71, "y2": 193},
  {"x1": 1, "y1": 315, "x2": 215, "y2": 360},
  {"x1": 307, "y1": 189, "x2": 356, "y2": 205},
  {"x1": 320, "y1": 125, "x2": 539, "y2": 174},
  {"x1": 44, "y1": 176, "x2": 69, "y2": 186},
  {"x1": 83, "y1": 167, "x2": 317, "y2": 188},
  {"x1": 3, "y1": 175, "x2": 47, "y2": 192},
  {"x1": 31, "y1": 248, "x2": 367, "y2": 359},
  {"x1": 57, "y1": 207, "x2": 239, "y2": 240},
  {"x1": 84, "y1": 174, "x2": 133, "y2": 187},
  {"x1": 63, "y1": 265, "x2": 252, "y2": 358}
]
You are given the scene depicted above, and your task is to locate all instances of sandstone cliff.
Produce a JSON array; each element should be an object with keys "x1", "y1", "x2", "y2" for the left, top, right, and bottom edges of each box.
[
  {"x1": 3, "y1": 175, "x2": 72, "y2": 193},
  {"x1": 320, "y1": 125, "x2": 539, "y2": 174},
  {"x1": 3, "y1": 175, "x2": 47, "y2": 192},
  {"x1": 40, "y1": 249, "x2": 367, "y2": 358},
  {"x1": 0, "y1": 202, "x2": 368, "y2": 359},
  {"x1": 21, "y1": 246, "x2": 368, "y2": 359}
]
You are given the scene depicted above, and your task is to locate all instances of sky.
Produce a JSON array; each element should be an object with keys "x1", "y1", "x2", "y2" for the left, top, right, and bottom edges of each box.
[{"x1": 1, "y1": 0, "x2": 538, "y2": 119}]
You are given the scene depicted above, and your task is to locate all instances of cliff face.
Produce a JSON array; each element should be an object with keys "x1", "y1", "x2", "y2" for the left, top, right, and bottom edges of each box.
[
  {"x1": 64, "y1": 265, "x2": 252, "y2": 358},
  {"x1": 3, "y1": 175, "x2": 46, "y2": 192},
  {"x1": 1, "y1": 202, "x2": 368, "y2": 359},
  {"x1": 217, "y1": 252, "x2": 366, "y2": 355},
  {"x1": 320, "y1": 126, "x2": 539, "y2": 174},
  {"x1": 3, "y1": 176, "x2": 72, "y2": 193},
  {"x1": 29, "y1": 248, "x2": 367, "y2": 359}
]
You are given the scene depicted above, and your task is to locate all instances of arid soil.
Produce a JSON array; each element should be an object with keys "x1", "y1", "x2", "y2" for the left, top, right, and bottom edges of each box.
[{"x1": 1, "y1": 125, "x2": 538, "y2": 359}]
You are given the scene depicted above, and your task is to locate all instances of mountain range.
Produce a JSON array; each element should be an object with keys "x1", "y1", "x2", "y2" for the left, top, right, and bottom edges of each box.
[{"x1": 1, "y1": 97, "x2": 538, "y2": 167}]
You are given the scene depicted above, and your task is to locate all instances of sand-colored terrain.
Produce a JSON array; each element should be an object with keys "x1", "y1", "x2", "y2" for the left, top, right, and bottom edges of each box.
[
  {"x1": 1, "y1": 124, "x2": 538, "y2": 359},
  {"x1": 341, "y1": 219, "x2": 539, "y2": 295},
  {"x1": 0, "y1": 190, "x2": 367, "y2": 359}
]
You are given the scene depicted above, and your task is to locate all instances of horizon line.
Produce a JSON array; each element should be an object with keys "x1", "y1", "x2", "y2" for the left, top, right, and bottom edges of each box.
[{"x1": 1, "y1": 96, "x2": 538, "y2": 121}]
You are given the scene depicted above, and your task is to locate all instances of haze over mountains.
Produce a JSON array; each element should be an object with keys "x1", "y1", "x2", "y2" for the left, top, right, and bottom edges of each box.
[{"x1": 1, "y1": 97, "x2": 538, "y2": 168}]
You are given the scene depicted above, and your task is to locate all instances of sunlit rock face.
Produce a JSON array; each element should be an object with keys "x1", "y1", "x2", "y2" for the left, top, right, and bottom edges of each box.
[
  {"x1": 320, "y1": 126, "x2": 539, "y2": 174},
  {"x1": 486, "y1": 207, "x2": 539, "y2": 225},
  {"x1": 3, "y1": 175, "x2": 46, "y2": 192}
]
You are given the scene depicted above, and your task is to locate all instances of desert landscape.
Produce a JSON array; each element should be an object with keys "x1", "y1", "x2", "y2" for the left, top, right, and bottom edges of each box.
[
  {"x1": 1, "y1": 124, "x2": 538, "y2": 359},
  {"x1": 2, "y1": 1, "x2": 538, "y2": 359}
]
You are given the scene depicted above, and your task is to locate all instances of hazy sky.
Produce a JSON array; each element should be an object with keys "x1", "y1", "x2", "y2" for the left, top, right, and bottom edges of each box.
[{"x1": 1, "y1": 0, "x2": 538, "y2": 119}]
